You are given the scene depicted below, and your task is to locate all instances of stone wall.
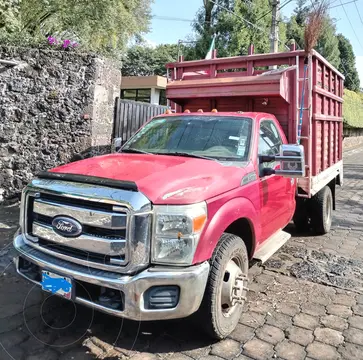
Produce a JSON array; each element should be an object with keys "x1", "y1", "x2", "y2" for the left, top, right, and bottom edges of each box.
[
  {"x1": 343, "y1": 126, "x2": 363, "y2": 150},
  {"x1": 0, "y1": 46, "x2": 121, "y2": 203}
]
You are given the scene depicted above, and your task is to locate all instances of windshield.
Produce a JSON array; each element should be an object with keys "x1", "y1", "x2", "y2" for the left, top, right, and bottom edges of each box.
[{"x1": 122, "y1": 115, "x2": 253, "y2": 161}]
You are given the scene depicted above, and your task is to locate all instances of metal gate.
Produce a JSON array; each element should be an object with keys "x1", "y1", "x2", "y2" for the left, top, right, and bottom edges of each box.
[{"x1": 113, "y1": 98, "x2": 169, "y2": 145}]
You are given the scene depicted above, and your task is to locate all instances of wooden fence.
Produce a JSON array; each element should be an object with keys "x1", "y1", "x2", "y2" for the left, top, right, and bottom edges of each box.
[{"x1": 113, "y1": 98, "x2": 169, "y2": 143}]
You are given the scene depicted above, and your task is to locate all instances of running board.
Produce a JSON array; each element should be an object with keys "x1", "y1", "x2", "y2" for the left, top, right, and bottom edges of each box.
[{"x1": 253, "y1": 230, "x2": 291, "y2": 263}]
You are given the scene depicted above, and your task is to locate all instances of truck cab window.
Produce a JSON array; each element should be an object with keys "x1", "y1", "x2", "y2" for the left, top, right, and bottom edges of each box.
[
  {"x1": 258, "y1": 120, "x2": 283, "y2": 174},
  {"x1": 258, "y1": 120, "x2": 283, "y2": 156},
  {"x1": 122, "y1": 115, "x2": 253, "y2": 161}
]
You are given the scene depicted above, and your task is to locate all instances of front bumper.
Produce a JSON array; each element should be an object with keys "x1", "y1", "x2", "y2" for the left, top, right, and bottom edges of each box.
[{"x1": 13, "y1": 233, "x2": 210, "y2": 321}]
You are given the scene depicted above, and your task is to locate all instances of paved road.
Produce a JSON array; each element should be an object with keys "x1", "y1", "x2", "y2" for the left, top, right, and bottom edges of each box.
[{"x1": 0, "y1": 147, "x2": 363, "y2": 360}]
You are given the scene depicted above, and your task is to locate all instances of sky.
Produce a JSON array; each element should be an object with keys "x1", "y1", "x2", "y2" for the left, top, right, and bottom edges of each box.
[{"x1": 146, "y1": 0, "x2": 363, "y2": 84}]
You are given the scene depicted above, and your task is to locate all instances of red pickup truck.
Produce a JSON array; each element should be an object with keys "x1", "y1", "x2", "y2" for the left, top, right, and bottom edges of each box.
[{"x1": 13, "y1": 47, "x2": 344, "y2": 339}]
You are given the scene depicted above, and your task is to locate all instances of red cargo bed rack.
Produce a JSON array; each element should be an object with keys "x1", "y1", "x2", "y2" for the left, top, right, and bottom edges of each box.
[{"x1": 166, "y1": 46, "x2": 345, "y2": 198}]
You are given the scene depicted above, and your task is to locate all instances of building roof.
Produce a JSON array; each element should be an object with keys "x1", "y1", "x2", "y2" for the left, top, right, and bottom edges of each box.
[{"x1": 121, "y1": 75, "x2": 167, "y2": 90}]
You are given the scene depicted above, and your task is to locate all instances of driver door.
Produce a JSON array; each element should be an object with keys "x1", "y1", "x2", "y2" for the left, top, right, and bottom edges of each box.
[{"x1": 258, "y1": 120, "x2": 293, "y2": 241}]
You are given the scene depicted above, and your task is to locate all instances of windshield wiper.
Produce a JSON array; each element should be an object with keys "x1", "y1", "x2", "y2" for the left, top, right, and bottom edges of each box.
[
  {"x1": 157, "y1": 152, "x2": 216, "y2": 161},
  {"x1": 121, "y1": 148, "x2": 151, "y2": 155},
  {"x1": 122, "y1": 149, "x2": 215, "y2": 161}
]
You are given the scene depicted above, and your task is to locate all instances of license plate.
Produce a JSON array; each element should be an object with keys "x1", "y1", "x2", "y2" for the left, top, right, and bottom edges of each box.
[{"x1": 41, "y1": 270, "x2": 73, "y2": 300}]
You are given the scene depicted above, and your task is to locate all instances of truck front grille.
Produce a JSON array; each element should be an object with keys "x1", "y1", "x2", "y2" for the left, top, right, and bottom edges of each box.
[
  {"x1": 21, "y1": 179, "x2": 152, "y2": 274},
  {"x1": 37, "y1": 238, "x2": 125, "y2": 264}
]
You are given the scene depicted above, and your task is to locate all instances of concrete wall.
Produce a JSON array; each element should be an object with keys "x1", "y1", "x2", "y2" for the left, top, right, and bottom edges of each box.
[
  {"x1": 343, "y1": 127, "x2": 363, "y2": 150},
  {"x1": 89, "y1": 58, "x2": 121, "y2": 154},
  {"x1": 0, "y1": 46, "x2": 121, "y2": 203}
]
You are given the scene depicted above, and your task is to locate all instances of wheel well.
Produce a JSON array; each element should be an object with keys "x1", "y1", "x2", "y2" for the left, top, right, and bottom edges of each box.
[{"x1": 224, "y1": 218, "x2": 255, "y2": 259}]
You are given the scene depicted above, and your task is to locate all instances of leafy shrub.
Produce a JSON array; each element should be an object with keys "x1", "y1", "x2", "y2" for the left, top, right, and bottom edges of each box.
[{"x1": 343, "y1": 89, "x2": 363, "y2": 128}]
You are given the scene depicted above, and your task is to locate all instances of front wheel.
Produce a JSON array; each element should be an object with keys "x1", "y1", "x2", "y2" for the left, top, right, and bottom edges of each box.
[
  {"x1": 310, "y1": 185, "x2": 333, "y2": 235},
  {"x1": 197, "y1": 233, "x2": 249, "y2": 339}
]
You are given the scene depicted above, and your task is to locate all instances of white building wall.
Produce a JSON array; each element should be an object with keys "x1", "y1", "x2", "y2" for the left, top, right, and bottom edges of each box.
[{"x1": 150, "y1": 88, "x2": 160, "y2": 105}]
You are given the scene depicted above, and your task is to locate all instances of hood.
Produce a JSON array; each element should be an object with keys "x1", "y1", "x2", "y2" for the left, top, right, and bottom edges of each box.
[{"x1": 50, "y1": 154, "x2": 248, "y2": 204}]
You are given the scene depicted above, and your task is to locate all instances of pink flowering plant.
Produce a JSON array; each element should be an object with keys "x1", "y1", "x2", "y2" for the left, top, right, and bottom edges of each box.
[{"x1": 47, "y1": 35, "x2": 79, "y2": 50}]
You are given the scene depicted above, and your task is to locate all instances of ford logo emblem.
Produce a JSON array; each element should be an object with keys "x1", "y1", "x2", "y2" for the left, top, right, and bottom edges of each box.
[{"x1": 52, "y1": 216, "x2": 82, "y2": 238}]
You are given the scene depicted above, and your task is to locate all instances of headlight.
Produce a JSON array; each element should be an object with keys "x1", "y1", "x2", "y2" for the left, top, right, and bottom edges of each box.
[{"x1": 152, "y1": 202, "x2": 207, "y2": 266}]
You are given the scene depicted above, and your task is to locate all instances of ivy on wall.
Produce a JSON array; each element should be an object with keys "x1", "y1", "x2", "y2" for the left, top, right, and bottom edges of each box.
[{"x1": 343, "y1": 89, "x2": 363, "y2": 128}]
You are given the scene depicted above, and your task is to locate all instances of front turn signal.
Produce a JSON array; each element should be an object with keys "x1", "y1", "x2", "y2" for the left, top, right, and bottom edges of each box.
[{"x1": 192, "y1": 214, "x2": 207, "y2": 233}]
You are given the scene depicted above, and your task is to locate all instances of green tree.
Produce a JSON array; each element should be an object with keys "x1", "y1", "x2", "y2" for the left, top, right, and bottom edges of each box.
[
  {"x1": 121, "y1": 44, "x2": 179, "y2": 76},
  {"x1": 188, "y1": 0, "x2": 287, "y2": 60},
  {"x1": 286, "y1": 0, "x2": 310, "y2": 48},
  {"x1": 286, "y1": 1, "x2": 341, "y2": 68},
  {"x1": 0, "y1": 0, "x2": 152, "y2": 57},
  {"x1": 315, "y1": 17, "x2": 340, "y2": 69},
  {"x1": 0, "y1": 0, "x2": 21, "y2": 34},
  {"x1": 187, "y1": 0, "x2": 235, "y2": 59},
  {"x1": 337, "y1": 34, "x2": 360, "y2": 92},
  {"x1": 231, "y1": 0, "x2": 287, "y2": 55}
]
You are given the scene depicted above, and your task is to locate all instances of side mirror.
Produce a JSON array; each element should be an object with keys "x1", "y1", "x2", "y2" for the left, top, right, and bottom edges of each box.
[
  {"x1": 275, "y1": 144, "x2": 305, "y2": 178},
  {"x1": 112, "y1": 137, "x2": 124, "y2": 153},
  {"x1": 258, "y1": 144, "x2": 305, "y2": 178}
]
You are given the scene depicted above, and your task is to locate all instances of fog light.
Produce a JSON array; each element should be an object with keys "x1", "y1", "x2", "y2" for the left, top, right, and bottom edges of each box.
[
  {"x1": 98, "y1": 288, "x2": 123, "y2": 310},
  {"x1": 144, "y1": 286, "x2": 180, "y2": 310}
]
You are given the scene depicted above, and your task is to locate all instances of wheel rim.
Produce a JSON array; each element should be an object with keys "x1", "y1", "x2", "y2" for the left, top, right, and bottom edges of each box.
[
  {"x1": 326, "y1": 193, "x2": 332, "y2": 226},
  {"x1": 220, "y1": 258, "x2": 248, "y2": 318}
]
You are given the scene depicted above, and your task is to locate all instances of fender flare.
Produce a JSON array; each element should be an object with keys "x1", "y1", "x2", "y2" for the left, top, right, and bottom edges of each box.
[{"x1": 193, "y1": 197, "x2": 260, "y2": 264}]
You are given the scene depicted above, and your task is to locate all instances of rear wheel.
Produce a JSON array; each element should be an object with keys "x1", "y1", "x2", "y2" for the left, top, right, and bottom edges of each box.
[
  {"x1": 310, "y1": 186, "x2": 333, "y2": 235},
  {"x1": 197, "y1": 233, "x2": 249, "y2": 339}
]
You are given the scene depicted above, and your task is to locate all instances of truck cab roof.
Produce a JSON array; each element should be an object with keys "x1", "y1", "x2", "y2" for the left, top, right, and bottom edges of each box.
[{"x1": 155, "y1": 112, "x2": 275, "y2": 120}]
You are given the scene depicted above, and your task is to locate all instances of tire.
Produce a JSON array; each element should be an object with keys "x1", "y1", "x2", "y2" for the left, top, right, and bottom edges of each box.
[
  {"x1": 310, "y1": 185, "x2": 333, "y2": 235},
  {"x1": 197, "y1": 233, "x2": 249, "y2": 339},
  {"x1": 293, "y1": 197, "x2": 310, "y2": 232}
]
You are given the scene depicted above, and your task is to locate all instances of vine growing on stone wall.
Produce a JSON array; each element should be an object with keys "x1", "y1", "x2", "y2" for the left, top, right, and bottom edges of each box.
[{"x1": 47, "y1": 35, "x2": 79, "y2": 50}]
